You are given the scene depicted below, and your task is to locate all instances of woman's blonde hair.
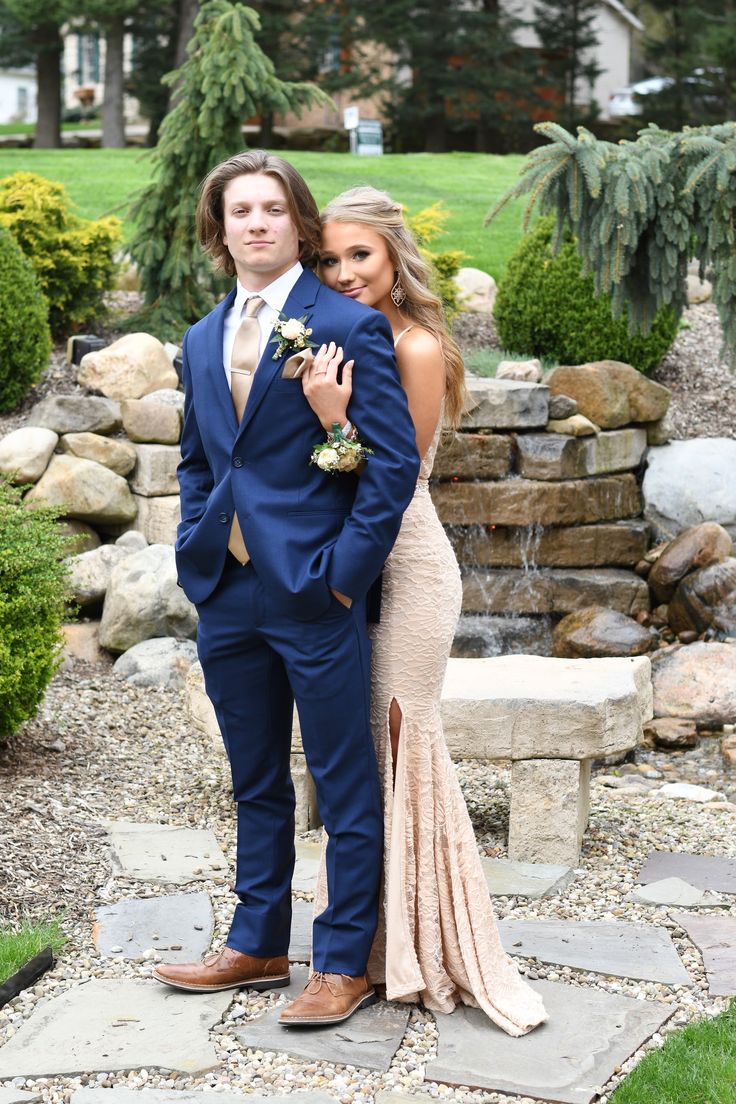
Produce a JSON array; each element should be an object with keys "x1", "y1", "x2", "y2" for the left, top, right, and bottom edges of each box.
[{"x1": 320, "y1": 186, "x2": 466, "y2": 428}]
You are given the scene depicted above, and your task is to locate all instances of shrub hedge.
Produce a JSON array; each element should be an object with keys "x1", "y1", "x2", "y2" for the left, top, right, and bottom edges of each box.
[
  {"x1": 494, "y1": 216, "x2": 679, "y2": 374},
  {"x1": 0, "y1": 227, "x2": 52, "y2": 413}
]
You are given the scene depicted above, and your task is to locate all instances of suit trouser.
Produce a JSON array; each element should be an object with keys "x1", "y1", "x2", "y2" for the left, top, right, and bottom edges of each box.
[{"x1": 195, "y1": 556, "x2": 383, "y2": 975}]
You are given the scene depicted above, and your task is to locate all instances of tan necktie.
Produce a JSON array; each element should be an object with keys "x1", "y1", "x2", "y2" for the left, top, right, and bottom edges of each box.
[{"x1": 228, "y1": 295, "x2": 264, "y2": 563}]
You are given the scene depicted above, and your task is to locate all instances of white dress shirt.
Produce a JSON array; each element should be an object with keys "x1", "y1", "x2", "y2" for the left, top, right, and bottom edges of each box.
[{"x1": 222, "y1": 261, "x2": 303, "y2": 384}]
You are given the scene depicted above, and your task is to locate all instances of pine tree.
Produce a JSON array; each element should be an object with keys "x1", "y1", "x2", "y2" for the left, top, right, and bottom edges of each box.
[
  {"x1": 532, "y1": 0, "x2": 602, "y2": 130},
  {"x1": 77, "y1": 0, "x2": 143, "y2": 148},
  {"x1": 487, "y1": 120, "x2": 736, "y2": 359},
  {"x1": 127, "y1": 0, "x2": 329, "y2": 341}
]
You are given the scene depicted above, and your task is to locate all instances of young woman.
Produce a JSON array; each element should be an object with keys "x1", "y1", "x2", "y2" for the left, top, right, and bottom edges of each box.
[{"x1": 303, "y1": 186, "x2": 547, "y2": 1036}]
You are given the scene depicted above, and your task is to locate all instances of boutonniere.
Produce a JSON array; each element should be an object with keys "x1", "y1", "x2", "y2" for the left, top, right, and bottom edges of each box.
[{"x1": 270, "y1": 312, "x2": 317, "y2": 360}]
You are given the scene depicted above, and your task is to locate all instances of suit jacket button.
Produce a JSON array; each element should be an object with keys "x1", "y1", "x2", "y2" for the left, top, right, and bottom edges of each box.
[
  {"x1": 233, "y1": 456, "x2": 243, "y2": 468},
  {"x1": 218, "y1": 512, "x2": 230, "y2": 524}
]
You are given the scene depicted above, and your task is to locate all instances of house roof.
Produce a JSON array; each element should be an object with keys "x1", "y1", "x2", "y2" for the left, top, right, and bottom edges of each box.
[{"x1": 602, "y1": 0, "x2": 644, "y2": 32}]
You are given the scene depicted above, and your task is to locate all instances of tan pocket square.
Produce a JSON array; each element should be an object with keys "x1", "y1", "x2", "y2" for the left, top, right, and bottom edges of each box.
[{"x1": 281, "y1": 348, "x2": 314, "y2": 379}]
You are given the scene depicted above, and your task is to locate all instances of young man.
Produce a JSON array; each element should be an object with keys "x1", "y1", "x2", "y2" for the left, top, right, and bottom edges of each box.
[{"x1": 153, "y1": 150, "x2": 420, "y2": 1026}]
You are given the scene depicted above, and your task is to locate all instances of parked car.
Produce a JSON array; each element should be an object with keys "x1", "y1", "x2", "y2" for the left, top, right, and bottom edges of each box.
[{"x1": 608, "y1": 70, "x2": 723, "y2": 118}]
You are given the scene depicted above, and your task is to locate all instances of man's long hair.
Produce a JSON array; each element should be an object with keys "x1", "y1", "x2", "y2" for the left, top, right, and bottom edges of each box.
[{"x1": 197, "y1": 149, "x2": 321, "y2": 276}]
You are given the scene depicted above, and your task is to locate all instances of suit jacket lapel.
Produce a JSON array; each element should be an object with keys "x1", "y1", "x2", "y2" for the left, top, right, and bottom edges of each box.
[
  {"x1": 236, "y1": 268, "x2": 321, "y2": 439},
  {"x1": 206, "y1": 286, "x2": 239, "y2": 436}
]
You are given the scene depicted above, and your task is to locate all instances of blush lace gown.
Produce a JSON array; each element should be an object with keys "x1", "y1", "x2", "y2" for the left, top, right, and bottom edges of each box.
[{"x1": 314, "y1": 333, "x2": 547, "y2": 1036}]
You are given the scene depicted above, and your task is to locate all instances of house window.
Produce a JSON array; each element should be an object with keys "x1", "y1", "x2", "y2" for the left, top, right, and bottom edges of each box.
[{"x1": 17, "y1": 86, "x2": 28, "y2": 120}]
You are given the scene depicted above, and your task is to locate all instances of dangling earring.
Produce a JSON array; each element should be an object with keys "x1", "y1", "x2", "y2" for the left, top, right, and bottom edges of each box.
[{"x1": 391, "y1": 274, "x2": 406, "y2": 307}]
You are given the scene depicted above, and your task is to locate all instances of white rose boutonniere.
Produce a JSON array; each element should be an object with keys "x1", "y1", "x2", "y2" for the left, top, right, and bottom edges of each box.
[
  {"x1": 270, "y1": 312, "x2": 317, "y2": 360},
  {"x1": 310, "y1": 423, "x2": 373, "y2": 475}
]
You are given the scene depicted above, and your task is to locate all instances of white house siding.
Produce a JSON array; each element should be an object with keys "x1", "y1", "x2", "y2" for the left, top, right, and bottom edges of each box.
[
  {"x1": 0, "y1": 70, "x2": 37, "y2": 124},
  {"x1": 62, "y1": 31, "x2": 139, "y2": 119}
]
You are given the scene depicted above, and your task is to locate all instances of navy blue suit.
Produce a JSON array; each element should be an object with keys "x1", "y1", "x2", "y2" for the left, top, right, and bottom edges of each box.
[{"x1": 176, "y1": 267, "x2": 420, "y2": 973}]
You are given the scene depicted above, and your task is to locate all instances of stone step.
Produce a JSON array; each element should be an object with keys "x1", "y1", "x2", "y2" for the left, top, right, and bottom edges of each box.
[
  {"x1": 515, "y1": 428, "x2": 647, "y2": 481},
  {"x1": 448, "y1": 520, "x2": 649, "y2": 568},
  {"x1": 461, "y1": 566, "x2": 650, "y2": 616},
  {"x1": 432, "y1": 472, "x2": 642, "y2": 527},
  {"x1": 432, "y1": 432, "x2": 514, "y2": 481},
  {"x1": 460, "y1": 377, "x2": 549, "y2": 430}
]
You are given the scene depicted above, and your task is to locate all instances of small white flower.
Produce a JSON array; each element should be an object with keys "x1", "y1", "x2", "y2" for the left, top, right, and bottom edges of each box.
[
  {"x1": 317, "y1": 448, "x2": 339, "y2": 470},
  {"x1": 338, "y1": 449, "x2": 359, "y2": 471},
  {"x1": 281, "y1": 318, "x2": 304, "y2": 342}
]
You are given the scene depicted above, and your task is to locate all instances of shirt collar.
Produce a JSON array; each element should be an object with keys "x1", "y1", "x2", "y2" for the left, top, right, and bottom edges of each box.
[{"x1": 234, "y1": 261, "x2": 303, "y2": 317}]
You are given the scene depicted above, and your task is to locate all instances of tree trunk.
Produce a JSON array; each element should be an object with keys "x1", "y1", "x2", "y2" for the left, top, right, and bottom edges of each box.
[
  {"x1": 168, "y1": 0, "x2": 200, "y2": 111},
  {"x1": 33, "y1": 23, "x2": 62, "y2": 149},
  {"x1": 102, "y1": 15, "x2": 126, "y2": 148},
  {"x1": 424, "y1": 113, "x2": 447, "y2": 152}
]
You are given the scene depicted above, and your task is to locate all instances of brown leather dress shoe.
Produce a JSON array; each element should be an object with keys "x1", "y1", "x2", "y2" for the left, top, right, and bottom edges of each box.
[
  {"x1": 279, "y1": 971, "x2": 376, "y2": 1027},
  {"x1": 152, "y1": 947, "x2": 290, "y2": 993}
]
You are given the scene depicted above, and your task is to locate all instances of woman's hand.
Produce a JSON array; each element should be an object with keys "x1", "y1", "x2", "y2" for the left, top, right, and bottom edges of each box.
[{"x1": 302, "y1": 341, "x2": 354, "y2": 432}]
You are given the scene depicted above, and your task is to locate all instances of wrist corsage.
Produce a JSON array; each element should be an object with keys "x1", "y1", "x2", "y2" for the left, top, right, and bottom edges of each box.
[
  {"x1": 270, "y1": 313, "x2": 316, "y2": 360},
  {"x1": 311, "y1": 423, "x2": 373, "y2": 474}
]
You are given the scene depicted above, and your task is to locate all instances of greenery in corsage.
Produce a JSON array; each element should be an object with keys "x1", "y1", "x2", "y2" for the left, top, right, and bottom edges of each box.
[
  {"x1": 311, "y1": 424, "x2": 373, "y2": 474},
  {"x1": 270, "y1": 313, "x2": 316, "y2": 360}
]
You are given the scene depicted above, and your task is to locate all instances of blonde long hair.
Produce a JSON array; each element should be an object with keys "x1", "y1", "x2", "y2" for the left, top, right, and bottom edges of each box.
[{"x1": 320, "y1": 186, "x2": 466, "y2": 429}]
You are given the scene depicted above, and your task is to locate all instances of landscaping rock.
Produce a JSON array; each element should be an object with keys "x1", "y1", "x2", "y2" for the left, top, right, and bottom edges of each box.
[
  {"x1": 62, "y1": 622, "x2": 108, "y2": 666},
  {"x1": 722, "y1": 733, "x2": 736, "y2": 767},
  {"x1": 686, "y1": 273, "x2": 712, "y2": 304},
  {"x1": 0, "y1": 427, "x2": 57, "y2": 483},
  {"x1": 648, "y1": 522, "x2": 733, "y2": 604},
  {"x1": 68, "y1": 543, "x2": 138, "y2": 607},
  {"x1": 547, "y1": 361, "x2": 670, "y2": 428},
  {"x1": 57, "y1": 519, "x2": 101, "y2": 554},
  {"x1": 121, "y1": 399, "x2": 181, "y2": 444},
  {"x1": 130, "y1": 494, "x2": 180, "y2": 544},
  {"x1": 103, "y1": 820, "x2": 228, "y2": 883},
  {"x1": 482, "y1": 858, "x2": 574, "y2": 899},
  {"x1": 94, "y1": 891, "x2": 214, "y2": 961},
  {"x1": 643, "y1": 438, "x2": 736, "y2": 539},
  {"x1": 141, "y1": 387, "x2": 185, "y2": 414},
  {"x1": 643, "y1": 716, "x2": 699, "y2": 749},
  {"x1": 99, "y1": 544, "x2": 197, "y2": 652},
  {"x1": 432, "y1": 472, "x2": 641, "y2": 526},
  {"x1": 454, "y1": 267, "x2": 497, "y2": 313},
  {"x1": 25, "y1": 455, "x2": 137, "y2": 526},
  {"x1": 631, "y1": 877, "x2": 706, "y2": 908},
  {"x1": 553, "y1": 607, "x2": 657, "y2": 658},
  {"x1": 115, "y1": 530, "x2": 148, "y2": 552},
  {"x1": 129, "y1": 443, "x2": 181, "y2": 496},
  {"x1": 113, "y1": 637, "x2": 199, "y2": 689},
  {"x1": 652, "y1": 641, "x2": 736, "y2": 726},
  {"x1": 433, "y1": 432, "x2": 513, "y2": 480},
  {"x1": 508, "y1": 758, "x2": 590, "y2": 865},
  {"x1": 548, "y1": 393, "x2": 577, "y2": 419},
  {"x1": 78, "y1": 333, "x2": 178, "y2": 401},
  {"x1": 450, "y1": 520, "x2": 649, "y2": 568},
  {"x1": 460, "y1": 378, "x2": 548, "y2": 430},
  {"x1": 646, "y1": 414, "x2": 674, "y2": 446},
  {"x1": 674, "y1": 914, "x2": 736, "y2": 996},
  {"x1": 657, "y1": 782, "x2": 723, "y2": 802},
  {"x1": 517, "y1": 428, "x2": 647, "y2": 480},
  {"x1": 668, "y1": 557, "x2": 736, "y2": 637},
  {"x1": 462, "y1": 567, "x2": 649, "y2": 617},
  {"x1": 546, "y1": 414, "x2": 599, "y2": 437},
  {"x1": 27, "y1": 395, "x2": 121, "y2": 436},
  {"x1": 60, "y1": 431, "x2": 137, "y2": 477},
  {"x1": 496, "y1": 358, "x2": 542, "y2": 382},
  {"x1": 638, "y1": 850, "x2": 736, "y2": 893}
]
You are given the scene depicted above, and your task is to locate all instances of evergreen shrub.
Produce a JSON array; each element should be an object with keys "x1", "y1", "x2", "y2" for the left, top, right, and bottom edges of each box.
[
  {"x1": 0, "y1": 227, "x2": 52, "y2": 413},
  {"x1": 494, "y1": 216, "x2": 678, "y2": 374},
  {"x1": 0, "y1": 172, "x2": 121, "y2": 337},
  {"x1": 0, "y1": 478, "x2": 71, "y2": 742}
]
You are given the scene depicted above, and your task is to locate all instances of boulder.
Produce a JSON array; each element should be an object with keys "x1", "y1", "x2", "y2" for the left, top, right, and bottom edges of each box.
[
  {"x1": 99, "y1": 544, "x2": 197, "y2": 653},
  {"x1": 460, "y1": 379, "x2": 549, "y2": 430},
  {"x1": 496, "y1": 359, "x2": 543, "y2": 383},
  {"x1": 129, "y1": 444, "x2": 181, "y2": 496},
  {"x1": 57, "y1": 519, "x2": 101, "y2": 554},
  {"x1": 517, "y1": 428, "x2": 647, "y2": 481},
  {"x1": 0, "y1": 427, "x2": 58, "y2": 483},
  {"x1": 185, "y1": 660, "x2": 221, "y2": 750},
  {"x1": 686, "y1": 273, "x2": 712, "y2": 304},
  {"x1": 113, "y1": 637, "x2": 199, "y2": 689},
  {"x1": 643, "y1": 439, "x2": 736, "y2": 540},
  {"x1": 546, "y1": 414, "x2": 598, "y2": 437},
  {"x1": 25, "y1": 455, "x2": 137, "y2": 526},
  {"x1": 668, "y1": 558, "x2": 736, "y2": 637},
  {"x1": 62, "y1": 621, "x2": 109, "y2": 666},
  {"x1": 548, "y1": 394, "x2": 578, "y2": 420},
  {"x1": 547, "y1": 361, "x2": 670, "y2": 429},
  {"x1": 455, "y1": 267, "x2": 497, "y2": 313},
  {"x1": 553, "y1": 607, "x2": 657, "y2": 658},
  {"x1": 78, "y1": 333, "x2": 179, "y2": 401},
  {"x1": 68, "y1": 542, "x2": 139, "y2": 607},
  {"x1": 432, "y1": 432, "x2": 513, "y2": 481},
  {"x1": 722, "y1": 734, "x2": 736, "y2": 767},
  {"x1": 121, "y1": 399, "x2": 181, "y2": 445},
  {"x1": 652, "y1": 641, "x2": 736, "y2": 726},
  {"x1": 142, "y1": 388, "x2": 185, "y2": 414},
  {"x1": 60, "y1": 431, "x2": 137, "y2": 476},
  {"x1": 643, "y1": 717, "x2": 699, "y2": 749},
  {"x1": 115, "y1": 530, "x2": 148, "y2": 552},
  {"x1": 646, "y1": 415, "x2": 674, "y2": 446},
  {"x1": 648, "y1": 523, "x2": 734, "y2": 604},
  {"x1": 27, "y1": 394, "x2": 121, "y2": 436},
  {"x1": 130, "y1": 494, "x2": 180, "y2": 544}
]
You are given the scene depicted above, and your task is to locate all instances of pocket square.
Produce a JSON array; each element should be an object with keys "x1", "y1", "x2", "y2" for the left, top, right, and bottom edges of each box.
[{"x1": 281, "y1": 348, "x2": 314, "y2": 379}]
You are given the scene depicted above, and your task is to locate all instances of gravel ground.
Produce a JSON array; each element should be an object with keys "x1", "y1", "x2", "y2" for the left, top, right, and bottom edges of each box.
[{"x1": 1, "y1": 663, "x2": 735, "y2": 1104}]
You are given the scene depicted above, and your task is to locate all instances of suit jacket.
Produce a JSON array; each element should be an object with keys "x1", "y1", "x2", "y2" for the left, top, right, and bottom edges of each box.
[{"x1": 175, "y1": 267, "x2": 421, "y2": 619}]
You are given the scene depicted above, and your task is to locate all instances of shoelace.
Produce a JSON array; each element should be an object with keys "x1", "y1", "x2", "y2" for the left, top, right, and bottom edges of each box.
[{"x1": 306, "y1": 971, "x2": 354, "y2": 996}]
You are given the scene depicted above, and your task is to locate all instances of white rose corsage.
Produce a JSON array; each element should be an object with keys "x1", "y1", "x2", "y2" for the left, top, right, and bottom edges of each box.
[
  {"x1": 311, "y1": 423, "x2": 373, "y2": 474},
  {"x1": 270, "y1": 312, "x2": 316, "y2": 360}
]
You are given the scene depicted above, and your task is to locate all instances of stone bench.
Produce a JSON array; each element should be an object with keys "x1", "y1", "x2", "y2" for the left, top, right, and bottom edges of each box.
[{"x1": 185, "y1": 654, "x2": 653, "y2": 866}]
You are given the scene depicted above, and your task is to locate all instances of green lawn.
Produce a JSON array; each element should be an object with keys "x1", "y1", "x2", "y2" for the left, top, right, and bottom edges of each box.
[
  {"x1": 0, "y1": 918, "x2": 66, "y2": 985},
  {"x1": 0, "y1": 121, "x2": 100, "y2": 135},
  {"x1": 610, "y1": 1000, "x2": 736, "y2": 1104},
  {"x1": 0, "y1": 149, "x2": 527, "y2": 279}
]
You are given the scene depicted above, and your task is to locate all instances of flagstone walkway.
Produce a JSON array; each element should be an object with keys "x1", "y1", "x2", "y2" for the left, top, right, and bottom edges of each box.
[{"x1": 1, "y1": 669, "x2": 736, "y2": 1104}]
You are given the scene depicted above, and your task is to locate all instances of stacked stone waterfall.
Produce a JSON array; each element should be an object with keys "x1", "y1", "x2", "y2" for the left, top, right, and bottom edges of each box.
[{"x1": 434, "y1": 361, "x2": 672, "y2": 655}]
